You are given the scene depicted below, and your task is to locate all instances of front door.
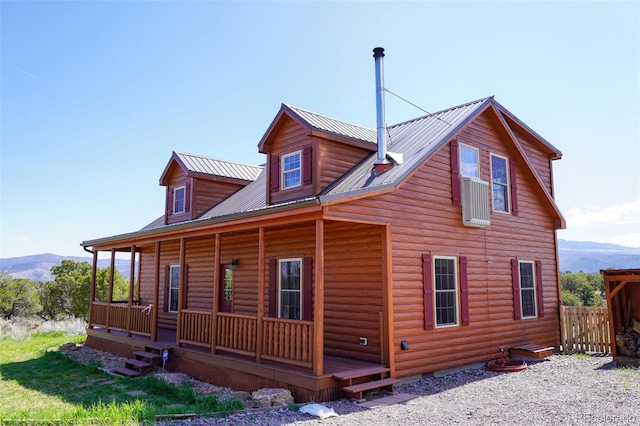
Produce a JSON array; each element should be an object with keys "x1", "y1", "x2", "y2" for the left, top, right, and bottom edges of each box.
[{"x1": 219, "y1": 265, "x2": 233, "y2": 313}]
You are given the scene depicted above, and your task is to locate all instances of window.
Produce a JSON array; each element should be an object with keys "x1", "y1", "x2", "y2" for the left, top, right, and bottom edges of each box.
[
  {"x1": 519, "y1": 261, "x2": 536, "y2": 318},
  {"x1": 173, "y1": 186, "x2": 185, "y2": 214},
  {"x1": 459, "y1": 144, "x2": 479, "y2": 178},
  {"x1": 434, "y1": 257, "x2": 458, "y2": 327},
  {"x1": 279, "y1": 259, "x2": 301, "y2": 319},
  {"x1": 168, "y1": 265, "x2": 180, "y2": 313},
  {"x1": 223, "y1": 268, "x2": 233, "y2": 302},
  {"x1": 281, "y1": 151, "x2": 301, "y2": 189},
  {"x1": 491, "y1": 154, "x2": 509, "y2": 213}
]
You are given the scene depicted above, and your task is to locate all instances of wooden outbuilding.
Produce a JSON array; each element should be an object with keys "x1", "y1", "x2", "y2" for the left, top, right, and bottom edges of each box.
[
  {"x1": 603, "y1": 269, "x2": 640, "y2": 366},
  {"x1": 82, "y1": 49, "x2": 566, "y2": 401}
]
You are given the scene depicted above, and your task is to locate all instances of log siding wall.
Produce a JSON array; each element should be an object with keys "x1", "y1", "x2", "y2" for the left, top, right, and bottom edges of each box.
[
  {"x1": 192, "y1": 179, "x2": 244, "y2": 219},
  {"x1": 328, "y1": 108, "x2": 560, "y2": 377}
]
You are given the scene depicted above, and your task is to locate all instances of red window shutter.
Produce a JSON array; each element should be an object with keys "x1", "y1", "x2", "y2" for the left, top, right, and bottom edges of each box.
[
  {"x1": 422, "y1": 253, "x2": 434, "y2": 330},
  {"x1": 509, "y1": 158, "x2": 518, "y2": 216},
  {"x1": 450, "y1": 139, "x2": 460, "y2": 205},
  {"x1": 182, "y1": 264, "x2": 189, "y2": 310},
  {"x1": 535, "y1": 260, "x2": 544, "y2": 317},
  {"x1": 303, "y1": 146, "x2": 313, "y2": 186},
  {"x1": 512, "y1": 259, "x2": 522, "y2": 320},
  {"x1": 185, "y1": 181, "x2": 192, "y2": 213},
  {"x1": 167, "y1": 188, "x2": 174, "y2": 216},
  {"x1": 459, "y1": 256, "x2": 470, "y2": 326},
  {"x1": 270, "y1": 156, "x2": 280, "y2": 193},
  {"x1": 302, "y1": 257, "x2": 313, "y2": 321},
  {"x1": 268, "y1": 259, "x2": 277, "y2": 317}
]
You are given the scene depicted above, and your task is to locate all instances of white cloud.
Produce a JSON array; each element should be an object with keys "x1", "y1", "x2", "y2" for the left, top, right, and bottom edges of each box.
[
  {"x1": 16, "y1": 236, "x2": 30, "y2": 242},
  {"x1": 606, "y1": 233, "x2": 640, "y2": 248},
  {"x1": 565, "y1": 199, "x2": 640, "y2": 228}
]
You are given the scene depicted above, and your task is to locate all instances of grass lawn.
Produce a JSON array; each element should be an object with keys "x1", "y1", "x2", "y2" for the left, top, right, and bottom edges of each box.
[{"x1": 0, "y1": 332, "x2": 243, "y2": 425}]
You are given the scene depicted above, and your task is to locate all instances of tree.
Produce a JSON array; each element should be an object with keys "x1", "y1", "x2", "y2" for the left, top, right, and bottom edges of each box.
[
  {"x1": 0, "y1": 273, "x2": 41, "y2": 319},
  {"x1": 560, "y1": 270, "x2": 605, "y2": 306},
  {"x1": 94, "y1": 267, "x2": 129, "y2": 303},
  {"x1": 39, "y1": 260, "x2": 130, "y2": 320},
  {"x1": 39, "y1": 260, "x2": 91, "y2": 319}
]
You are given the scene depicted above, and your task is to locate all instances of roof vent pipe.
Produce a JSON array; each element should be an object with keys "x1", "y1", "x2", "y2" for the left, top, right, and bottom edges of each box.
[{"x1": 373, "y1": 47, "x2": 390, "y2": 168}]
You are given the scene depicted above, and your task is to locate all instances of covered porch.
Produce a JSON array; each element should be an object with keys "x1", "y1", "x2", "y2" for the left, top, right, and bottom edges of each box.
[{"x1": 83, "y1": 210, "x2": 396, "y2": 400}]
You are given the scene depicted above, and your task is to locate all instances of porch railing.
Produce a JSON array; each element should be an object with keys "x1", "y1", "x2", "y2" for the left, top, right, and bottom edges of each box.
[
  {"x1": 90, "y1": 302, "x2": 108, "y2": 327},
  {"x1": 179, "y1": 310, "x2": 212, "y2": 348},
  {"x1": 90, "y1": 303, "x2": 315, "y2": 369},
  {"x1": 215, "y1": 313, "x2": 257, "y2": 357},
  {"x1": 262, "y1": 317, "x2": 313, "y2": 368},
  {"x1": 89, "y1": 302, "x2": 152, "y2": 336}
]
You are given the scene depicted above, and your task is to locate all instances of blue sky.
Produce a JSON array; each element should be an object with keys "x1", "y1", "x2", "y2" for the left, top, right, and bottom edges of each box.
[{"x1": 1, "y1": 1, "x2": 639, "y2": 259}]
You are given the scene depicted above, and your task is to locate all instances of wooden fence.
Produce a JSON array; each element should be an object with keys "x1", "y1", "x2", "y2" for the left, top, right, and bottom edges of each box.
[{"x1": 560, "y1": 305, "x2": 611, "y2": 353}]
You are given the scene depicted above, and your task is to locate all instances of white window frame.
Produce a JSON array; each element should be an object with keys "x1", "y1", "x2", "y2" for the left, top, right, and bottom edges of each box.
[
  {"x1": 168, "y1": 265, "x2": 180, "y2": 313},
  {"x1": 433, "y1": 256, "x2": 459, "y2": 328},
  {"x1": 278, "y1": 258, "x2": 302, "y2": 320},
  {"x1": 459, "y1": 144, "x2": 479, "y2": 178},
  {"x1": 281, "y1": 151, "x2": 301, "y2": 190},
  {"x1": 490, "y1": 153, "x2": 510, "y2": 213},
  {"x1": 519, "y1": 261, "x2": 537, "y2": 319},
  {"x1": 173, "y1": 186, "x2": 186, "y2": 214}
]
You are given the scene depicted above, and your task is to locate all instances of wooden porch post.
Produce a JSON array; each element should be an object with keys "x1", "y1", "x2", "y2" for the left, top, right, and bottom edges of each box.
[
  {"x1": 313, "y1": 219, "x2": 324, "y2": 376},
  {"x1": 106, "y1": 248, "x2": 116, "y2": 332},
  {"x1": 88, "y1": 250, "x2": 98, "y2": 329},
  {"x1": 152, "y1": 241, "x2": 160, "y2": 342},
  {"x1": 126, "y1": 245, "x2": 136, "y2": 336},
  {"x1": 211, "y1": 233, "x2": 221, "y2": 354},
  {"x1": 176, "y1": 238, "x2": 186, "y2": 346},
  {"x1": 256, "y1": 227, "x2": 265, "y2": 364},
  {"x1": 382, "y1": 224, "x2": 395, "y2": 377}
]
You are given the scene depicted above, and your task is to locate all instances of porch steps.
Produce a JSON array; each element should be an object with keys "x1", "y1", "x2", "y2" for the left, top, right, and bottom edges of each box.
[
  {"x1": 334, "y1": 366, "x2": 400, "y2": 400},
  {"x1": 343, "y1": 378, "x2": 401, "y2": 399},
  {"x1": 113, "y1": 343, "x2": 173, "y2": 378},
  {"x1": 133, "y1": 350, "x2": 162, "y2": 364},
  {"x1": 113, "y1": 366, "x2": 142, "y2": 377}
]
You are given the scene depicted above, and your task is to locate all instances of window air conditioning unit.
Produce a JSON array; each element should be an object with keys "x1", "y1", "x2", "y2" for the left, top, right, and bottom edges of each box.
[{"x1": 461, "y1": 177, "x2": 490, "y2": 227}]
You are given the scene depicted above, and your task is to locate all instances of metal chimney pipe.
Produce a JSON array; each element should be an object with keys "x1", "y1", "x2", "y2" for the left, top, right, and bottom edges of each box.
[{"x1": 373, "y1": 47, "x2": 390, "y2": 166}]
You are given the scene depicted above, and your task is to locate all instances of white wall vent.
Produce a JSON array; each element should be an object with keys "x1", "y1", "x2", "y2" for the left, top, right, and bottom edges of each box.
[{"x1": 461, "y1": 177, "x2": 490, "y2": 227}]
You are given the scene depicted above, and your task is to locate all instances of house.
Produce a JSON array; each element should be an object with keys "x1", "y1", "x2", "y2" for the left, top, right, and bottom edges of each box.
[{"x1": 81, "y1": 48, "x2": 565, "y2": 401}]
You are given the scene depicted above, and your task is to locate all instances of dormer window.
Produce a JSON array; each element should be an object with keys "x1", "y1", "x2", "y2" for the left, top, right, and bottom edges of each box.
[
  {"x1": 282, "y1": 151, "x2": 301, "y2": 189},
  {"x1": 173, "y1": 186, "x2": 186, "y2": 214}
]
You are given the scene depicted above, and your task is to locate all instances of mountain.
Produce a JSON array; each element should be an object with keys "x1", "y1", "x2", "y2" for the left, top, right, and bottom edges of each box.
[
  {"x1": 1, "y1": 240, "x2": 638, "y2": 281},
  {"x1": 0, "y1": 253, "x2": 134, "y2": 282},
  {"x1": 558, "y1": 240, "x2": 639, "y2": 273}
]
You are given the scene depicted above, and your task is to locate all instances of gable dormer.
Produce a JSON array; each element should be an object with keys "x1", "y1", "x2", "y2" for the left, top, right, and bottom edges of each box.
[
  {"x1": 258, "y1": 104, "x2": 377, "y2": 205},
  {"x1": 160, "y1": 152, "x2": 262, "y2": 225}
]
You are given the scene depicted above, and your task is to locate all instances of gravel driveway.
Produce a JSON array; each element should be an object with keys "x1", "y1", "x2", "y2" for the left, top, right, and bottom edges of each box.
[{"x1": 161, "y1": 354, "x2": 639, "y2": 425}]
